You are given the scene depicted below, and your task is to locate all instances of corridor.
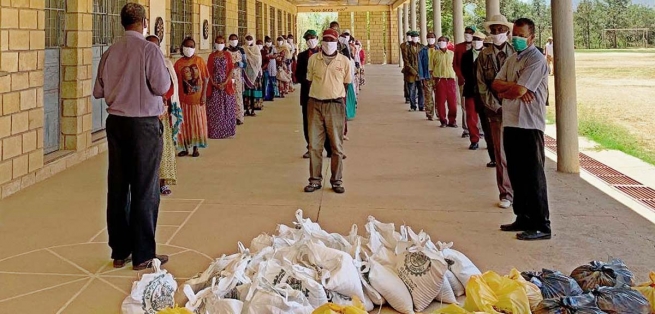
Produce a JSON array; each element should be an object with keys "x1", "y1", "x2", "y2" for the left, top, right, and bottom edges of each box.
[{"x1": 0, "y1": 65, "x2": 654, "y2": 313}]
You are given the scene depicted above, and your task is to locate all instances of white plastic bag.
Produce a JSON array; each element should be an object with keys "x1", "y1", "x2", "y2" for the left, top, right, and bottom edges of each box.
[
  {"x1": 365, "y1": 216, "x2": 400, "y2": 256},
  {"x1": 261, "y1": 258, "x2": 328, "y2": 308},
  {"x1": 186, "y1": 242, "x2": 251, "y2": 293},
  {"x1": 121, "y1": 259, "x2": 177, "y2": 314},
  {"x1": 250, "y1": 233, "x2": 273, "y2": 253},
  {"x1": 242, "y1": 265, "x2": 314, "y2": 314},
  {"x1": 368, "y1": 258, "x2": 415, "y2": 314},
  {"x1": 184, "y1": 280, "x2": 244, "y2": 314},
  {"x1": 436, "y1": 241, "x2": 481, "y2": 290}
]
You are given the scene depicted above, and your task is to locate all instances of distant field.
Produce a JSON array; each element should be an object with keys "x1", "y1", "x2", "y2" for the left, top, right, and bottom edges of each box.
[{"x1": 547, "y1": 50, "x2": 655, "y2": 164}]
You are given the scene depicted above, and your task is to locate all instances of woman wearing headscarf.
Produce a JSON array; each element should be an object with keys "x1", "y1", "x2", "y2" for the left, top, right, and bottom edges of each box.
[
  {"x1": 146, "y1": 35, "x2": 181, "y2": 195},
  {"x1": 227, "y1": 34, "x2": 247, "y2": 125},
  {"x1": 243, "y1": 34, "x2": 263, "y2": 116},
  {"x1": 355, "y1": 40, "x2": 366, "y2": 90},
  {"x1": 174, "y1": 37, "x2": 209, "y2": 157},
  {"x1": 275, "y1": 36, "x2": 291, "y2": 68},
  {"x1": 206, "y1": 35, "x2": 237, "y2": 139}
]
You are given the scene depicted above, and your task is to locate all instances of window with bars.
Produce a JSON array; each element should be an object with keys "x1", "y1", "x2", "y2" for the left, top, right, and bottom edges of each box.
[
  {"x1": 256, "y1": 2, "x2": 263, "y2": 40},
  {"x1": 212, "y1": 0, "x2": 226, "y2": 38},
  {"x1": 269, "y1": 7, "x2": 275, "y2": 39},
  {"x1": 171, "y1": 0, "x2": 192, "y2": 54},
  {"x1": 93, "y1": 0, "x2": 126, "y2": 46},
  {"x1": 237, "y1": 0, "x2": 247, "y2": 41},
  {"x1": 287, "y1": 13, "x2": 291, "y2": 37},
  {"x1": 45, "y1": 0, "x2": 66, "y2": 48},
  {"x1": 277, "y1": 9, "x2": 282, "y2": 38}
]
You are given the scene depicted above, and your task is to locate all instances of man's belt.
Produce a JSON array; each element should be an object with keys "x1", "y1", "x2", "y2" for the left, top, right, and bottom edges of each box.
[{"x1": 311, "y1": 98, "x2": 343, "y2": 103}]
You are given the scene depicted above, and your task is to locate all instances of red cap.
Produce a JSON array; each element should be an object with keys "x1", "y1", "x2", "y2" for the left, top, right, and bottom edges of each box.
[{"x1": 322, "y1": 28, "x2": 339, "y2": 40}]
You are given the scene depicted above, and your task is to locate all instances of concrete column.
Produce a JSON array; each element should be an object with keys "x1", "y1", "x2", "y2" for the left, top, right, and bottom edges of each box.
[
  {"x1": 452, "y1": 0, "x2": 464, "y2": 44},
  {"x1": 552, "y1": 0, "x2": 580, "y2": 173},
  {"x1": 410, "y1": 0, "x2": 417, "y2": 31},
  {"x1": 420, "y1": 0, "x2": 427, "y2": 44},
  {"x1": 403, "y1": 3, "x2": 409, "y2": 35},
  {"x1": 433, "y1": 0, "x2": 442, "y2": 37},
  {"x1": 486, "y1": 0, "x2": 500, "y2": 20},
  {"x1": 398, "y1": 7, "x2": 404, "y2": 67}
]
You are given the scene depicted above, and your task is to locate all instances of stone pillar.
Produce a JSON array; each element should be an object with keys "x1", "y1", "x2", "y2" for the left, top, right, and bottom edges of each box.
[
  {"x1": 452, "y1": 0, "x2": 464, "y2": 44},
  {"x1": 403, "y1": 3, "x2": 409, "y2": 35},
  {"x1": 410, "y1": 0, "x2": 417, "y2": 31},
  {"x1": 433, "y1": 0, "x2": 442, "y2": 37},
  {"x1": 419, "y1": 0, "x2": 427, "y2": 44},
  {"x1": 397, "y1": 7, "x2": 404, "y2": 67},
  {"x1": 552, "y1": 0, "x2": 580, "y2": 173},
  {"x1": 486, "y1": 0, "x2": 500, "y2": 20}
]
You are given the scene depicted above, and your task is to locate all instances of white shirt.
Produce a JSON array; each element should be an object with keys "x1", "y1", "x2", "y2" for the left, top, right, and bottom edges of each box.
[{"x1": 545, "y1": 42, "x2": 553, "y2": 57}]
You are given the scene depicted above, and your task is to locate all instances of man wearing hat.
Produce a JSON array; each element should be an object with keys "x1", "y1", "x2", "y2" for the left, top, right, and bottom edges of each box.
[
  {"x1": 461, "y1": 32, "x2": 493, "y2": 152},
  {"x1": 454, "y1": 26, "x2": 478, "y2": 137},
  {"x1": 295, "y1": 29, "x2": 332, "y2": 159},
  {"x1": 401, "y1": 30, "x2": 424, "y2": 111},
  {"x1": 304, "y1": 28, "x2": 352, "y2": 194},
  {"x1": 545, "y1": 37, "x2": 554, "y2": 75},
  {"x1": 418, "y1": 32, "x2": 439, "y2": 120},
  {"x1": 477, "y1": 14, "x2": 515, "y2": 210},
  {"x1": 400, "y1": 30, "x2": 413, "y2": 104}
]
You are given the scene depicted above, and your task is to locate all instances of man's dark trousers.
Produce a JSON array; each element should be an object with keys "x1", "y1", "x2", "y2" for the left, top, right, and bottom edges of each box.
[
  {"x1": 503, "y1": 127, "x2": 551, "y2": 233},
  {"x1": 106, "y1": 115, "x2": 163, "y2": 266},
  {"x1": 301, "y1": 83, "x2": 332, "y2": 155}
]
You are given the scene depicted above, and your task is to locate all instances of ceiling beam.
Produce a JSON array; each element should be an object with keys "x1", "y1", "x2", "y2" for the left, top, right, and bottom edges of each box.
[
  {"x1": 296, "y1": 5, "x2": 391, "y2": 13},
  {"x1": 391, "y1": 0, "x2": 408, "y2": 10}
]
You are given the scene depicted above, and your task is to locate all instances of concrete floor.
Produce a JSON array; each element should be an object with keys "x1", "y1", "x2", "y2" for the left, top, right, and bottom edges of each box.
[{"x1": 0, "y1": 65, "x2": 654, "y2": 313}]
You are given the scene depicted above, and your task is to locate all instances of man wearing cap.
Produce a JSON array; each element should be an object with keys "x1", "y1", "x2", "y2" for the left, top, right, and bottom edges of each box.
[
  {"x1": 462, "y1": 32, "x2": 493, "y2": 152},
  {"x1": 454, "y1": 26, "x2": 477, "y2": 138},
  {"x1": 477, "y1": 14, "x2": 515, "y2": 210},
  {"x1": 545, "y1": 37, "x2": 554, "y2": 75},
  {"x1": 492, "y1": 18, "x2": 550, "y2": 241},
  {"x1": 295, "y1": 29, "x2": 332, "y2": 159},
  {"x1": 418, "y1": 32, "x2": 438, "y2": 120},
  {"x1": 430, "y1": 36, "x2": 458, "y2": 127},
  {"x1": 304, "y1": 28, "x2": 352, "y2": 194},
  {"x1": 400, "y1": 31, "x2": 413, "y2": 104},
  {"x1": 401, "y1": 31, "x2": 424, "y2": 111}
]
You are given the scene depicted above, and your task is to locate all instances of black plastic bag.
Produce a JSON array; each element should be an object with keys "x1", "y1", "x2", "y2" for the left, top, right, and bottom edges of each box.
[
  {"x1": 570, "y1": 259, "x2": 635, "y2": 291},
  {"x1": 522, "y1": 269, "x2": 584, "y2": 299},
  {"x1": 534, "y1": 293, "x2": 606, "y2": 314},
  {"x1": 591, "y1": 286, "x2": 650, "y2": 314}
]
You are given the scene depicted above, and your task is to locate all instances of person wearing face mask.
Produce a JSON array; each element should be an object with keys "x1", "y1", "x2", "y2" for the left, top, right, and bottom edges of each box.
[
  {"x1": 174, "y1": 37, "x2": 209, "y2": 158},
  {"x1": 355, "y1": 40, "x2": 366, "y2": 90},
  {"x1": 400, "y1": 30, "x2": 413, "y2": 104},
  {"x1": 477, "y1": 14, "x2": 515, "y2": 210},
  {"x1": 262, "y1": 36, "x2": 278, "y2": 101},
  {"x1": 206, "y1": 35, "x2": 237, "y2": 139},
  {"x1": 461, "y1": 32, "x2": 492, "y2": 152},
  {"x1": 93, "y1": 3, "x2": 171, "y2": 270},
  {"x1": 401, "y1": 31, "x2": 424, "y2": 112},
  {"x1": 295, "y1": 30, "x2": 332, "y2": 159},
  {"x1": 454, "y1": 26, "x2": 478, "y2": 139},
  {"x1": 492, "y1": 18, "x2": 550, "y2": 241},
  {"x1": 226, "y1": 34, "x2": 247, "y2": 125},
  {"x1": 276, "y1": 36, "x2": 292, "y2": 65},
  {"x1": 429, "y1": 36, "x2": 458, "y2": 127},
  {"x1": 243, "y1": 34, "x2": 263, "y2": 116},
  {"x1": 304, "y1": 28, "x2": 352, "y2": 194},
  {"x1": 418, "y1": 32, "x2": 438, "y2": 121}
]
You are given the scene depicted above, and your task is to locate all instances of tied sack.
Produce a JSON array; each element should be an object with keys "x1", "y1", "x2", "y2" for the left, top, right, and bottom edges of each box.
[
  {"x1": 507, "y1": 268, "x2": 543, "y2": 310},
  {"x1": 436, "y1": 241, "x2": 481, "y2": 293},
  {"x1": 395, "y1": 235, "x2": 448, "y2": 312},
  {"x1": 534, "y1": 293, "x2": 605, "y2": 314},
  {"x1": 633, "y1": 271, "x2": 655, "y2": 314},
  {"x1": 368, "y1": 257, "x2": 415, "y2": 314},
  {"x1": 522, "y1": 269, "x2": 584, "y2": 299},
  {"x1": 183, "y1": 278, "x2": 244, "y2": 314},
  {"x1": 122, "y1": 259, "x2": 177, "y2": 314},
  {"x1": 242, "y1": 263, "x2": 314, "y2": 314},
  {"x1": 570, "y1": 259, "x2": 635, "y2": 291},
  {"x1": 591, "y1": 286, "x2": 650, "y2": 314},
  {"x1": 260, "y1": 258, "x2": 328, "y2": 308},
  {"x1": 186, "y1": 242, "x2": 251, "y2": 293},
  {"x1": 351, "y1": 236, "x2": 385, "y2": 307}
]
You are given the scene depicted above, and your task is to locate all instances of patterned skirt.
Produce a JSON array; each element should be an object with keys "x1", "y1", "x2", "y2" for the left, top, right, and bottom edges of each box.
[
  {"x1": 178, "y1": 102, "x2": 208, "y2": 149},
  {"x1": 207, "y1": 89, "x2": 237, "y2": 139},
  {"x1": 159, "y1": 114, "x2": 177, "y2": 185}
]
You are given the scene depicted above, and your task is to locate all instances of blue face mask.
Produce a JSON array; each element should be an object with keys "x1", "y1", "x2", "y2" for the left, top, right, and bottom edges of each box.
[{"x1": 512, "y1": 36, "x2": 529, "y2": 52}]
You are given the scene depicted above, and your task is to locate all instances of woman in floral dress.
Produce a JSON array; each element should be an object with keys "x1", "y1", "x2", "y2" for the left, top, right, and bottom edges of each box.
[
  {"x1": 227, "y1": 34, "x2": 247, "y2": 125},
  {"x1": 206, "y1": 35, "x2": 237, "y2": 139}
]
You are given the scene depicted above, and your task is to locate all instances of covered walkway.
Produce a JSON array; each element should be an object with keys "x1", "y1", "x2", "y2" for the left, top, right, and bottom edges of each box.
[{"x1": 0, "y1": 65, "x2": 654, "y2": 312}]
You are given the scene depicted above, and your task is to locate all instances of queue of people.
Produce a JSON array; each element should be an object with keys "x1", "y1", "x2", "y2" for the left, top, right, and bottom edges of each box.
[{"x1": 400, "y1": 15, "x2": 551, "y2": 241}]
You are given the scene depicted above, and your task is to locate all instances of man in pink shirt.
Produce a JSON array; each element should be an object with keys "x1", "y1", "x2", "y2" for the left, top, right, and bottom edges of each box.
[{"x1": 93, "y1": 3, "x2": 171, "y2": 271}]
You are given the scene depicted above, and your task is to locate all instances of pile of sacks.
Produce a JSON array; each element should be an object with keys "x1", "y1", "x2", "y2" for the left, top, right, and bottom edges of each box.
[
  {"x1": 121, "y1": 209, "x2": 482, "y2": 314},
  {"x1": 436, "y1": 259, "x2": 655, "y2": 314}
]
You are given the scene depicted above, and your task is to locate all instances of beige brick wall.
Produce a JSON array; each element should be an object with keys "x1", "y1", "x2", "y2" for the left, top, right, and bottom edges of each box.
[
  {"x1": 369, "y1": 11, "x2": 385, "y2": 64},
  {"x1": 389, "y1": 8, "x2": 399, "y2": 64}
]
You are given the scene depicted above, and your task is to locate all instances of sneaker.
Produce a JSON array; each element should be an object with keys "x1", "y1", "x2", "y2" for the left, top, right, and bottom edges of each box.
[
  {"x1": 498, "y1": 199, "x2": 512, "y2": 209},
  {"x1": 304, "y1": 183, "x2": 322, "y2": 193},
  {"x1": 461, "y1": 131, "x2": 469, "y2": 138},
  {"x1": 332, "y1": 185, "x2": 345, "y2": 194},
  {"x1": 468, "y1": 143, "x2": 479, "y2": 150}
]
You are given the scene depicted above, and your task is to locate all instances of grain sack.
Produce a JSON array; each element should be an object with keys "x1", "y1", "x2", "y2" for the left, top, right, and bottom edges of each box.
[
  {"x1": 395, "y1": 238, "x2": 448, "y2": 312},
  {"x1": 436, "y1": 241, "x2": 481, "y2": 289},
  {"x1": 368, "y1": 258, "x2": 415, "y2": 314},
  {"x1": 260, "y1": 259, "x2": 328, "y2": 308},
  {"x1": 122, "y1": 259, "x2": 177, "y2": 314}
]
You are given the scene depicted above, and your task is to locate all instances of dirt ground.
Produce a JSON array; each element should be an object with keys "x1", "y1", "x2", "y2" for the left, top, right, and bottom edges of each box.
[{"x1": 547, "y1": 50, "x2": 655, "y2": 157}]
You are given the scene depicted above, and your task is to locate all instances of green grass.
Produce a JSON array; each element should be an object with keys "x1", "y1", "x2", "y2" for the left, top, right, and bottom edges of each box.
[{"x1": 575, "y1": 48, "x2": 655, "y2": 53}]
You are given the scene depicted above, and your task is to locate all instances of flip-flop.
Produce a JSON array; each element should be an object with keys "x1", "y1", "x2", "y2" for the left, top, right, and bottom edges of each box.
[{"x1": 160, "y1": 185, "x2": 172, "y2": 196}]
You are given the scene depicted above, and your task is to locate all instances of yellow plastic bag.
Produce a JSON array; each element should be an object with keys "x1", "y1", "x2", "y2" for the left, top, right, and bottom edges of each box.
[
  {"x1": 433, "y1": 304, "x2": 473, "y2": 314},
  {"x1": 634, "y1": 271, "x2": 655, "y2": 314},
  {"x1": 157, "y1": 307, "x2": 193, "y2": 314},
  {"x1": 463, "y1": 275, "x2": 501, "y2": 314},
  {"x1": 507, "y1": 268, "x2": 543, "y2": 310},
  {"x1": 311, "y1": 297, "x2": 368, "y2": 314},
  {"x1": 464, "y1": 271, "x2": 531, "y2": 314}
]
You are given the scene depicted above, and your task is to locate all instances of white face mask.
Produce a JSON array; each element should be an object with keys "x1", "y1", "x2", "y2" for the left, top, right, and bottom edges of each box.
[
  {"x1": 473, "y1": 40, "x2": 484, "y2": 50},
  {"x1": 265, "y1": 42, "x2": 272, "y2": 47},
  {"x1": 287, "y1": 38, "x2": 294, "y2": 44},
  {"x1": 464, "y1": 34, "x2": 473, "y2": 42},
  {"x1": 427, "y1": 38, "x2": 436, "y2": 45},
  {"x1": 182, "y1": 47, "x2": 195, "y2": 57},
  {"x1": 229, "y1": 40, "x2": 239, "y2": 47},
  {"x1": 214, "y1": 43, "x2": 225, "y2": 51},
  {"x1": 406, "y1": 36, "x2": 412, "y2": 42},
  {"x1": 246, "y1": 40, "x2": 253, "y2": 46},
  {"x1": 339, "y1": 37, "x2": 349, "y2": 45},
  {"x1": 412, "y1": 37, "x2": 419, "y2": 43},
  {"x1": 438, "y1": 41, "x2": 447, "y2": 49},
  {"x1": 491, "y1": 33, "x2": 508, "y2": 46},
  {"x1": 306, "y1": 39, "x2": 319, "y2": 49},
  {"x1": 277, "y1": 40, "x2": 284, "y2": 46},
  {"x1": 322, "y1": 41, "x2": 338, "y2": 55},
  {"x1": 257, "y1": 44, "x2": 263, "y2": 50}
]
